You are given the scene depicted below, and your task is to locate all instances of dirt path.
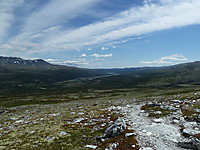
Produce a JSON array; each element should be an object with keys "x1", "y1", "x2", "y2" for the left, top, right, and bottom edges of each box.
[{"x1": 121, "y1": 103, "x2": 186, "y2": 150}]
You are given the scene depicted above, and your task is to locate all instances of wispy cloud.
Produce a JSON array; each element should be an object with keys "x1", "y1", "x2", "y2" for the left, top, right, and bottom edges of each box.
[
  {"x1": 46, "y1": 0, "x2": 200, "y2": 49},
  {"x1": 45, "y1": 58, "x2": 89, "y2": 66},
  {"x1": 12, "y1": 0, "x2": 101, "y2": 42},
  {"x1": 93, "y1": 59, "x2": 105, "y2": 61},
  {"x1": 80, "y1": 54, "x2": 87, "y2": 57},
  {"x1": 141, "y1": 60, "x2": 172, "y2": 64},
  {"x1": 1, "y1": 0, "x2": 200, "y2": 56},
  {"x1": 141, "y1": 54, "x2": 188, "y2": 64},
  {"x1": 0, "y1": 0, "x2": 24, "y2": 41},
  {"x1": 90, "y1": 53, "x2": 113, "y2": 58},
  {"x1": 87, "y1": 48, "x2": 93, "y2": 51},
  {"x1": 160, "y1": 54, "x2": 188, "y2": 61},
  {"x1": 101, "y1": 47, "x2": 109, "y2": 50}
]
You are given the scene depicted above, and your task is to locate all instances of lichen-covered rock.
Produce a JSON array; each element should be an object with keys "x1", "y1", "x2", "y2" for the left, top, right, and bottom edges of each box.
[{"x1": 103, "y1": 117, "x2": 126, "y2": 139}]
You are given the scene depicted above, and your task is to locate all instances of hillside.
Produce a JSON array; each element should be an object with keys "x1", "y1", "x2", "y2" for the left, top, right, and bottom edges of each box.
[
  {"x1": 79, "y1": 61, "x2": 200, "y2": 89},
  {"x1": 0, "y1": 56, "x2": 107, "y2": 95},
  {"x1": 1, "y1": 56, "x2": 200, "y2": 102}
]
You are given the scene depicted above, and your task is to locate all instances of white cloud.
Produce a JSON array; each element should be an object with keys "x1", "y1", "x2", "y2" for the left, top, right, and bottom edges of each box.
[
  {"x1": 80, "y1": 54, "x2": 87, "y2": 57},
  {"x1": 0, "y1": 0, "x2": 24, "y2": 40},
  {"x1": 93, "y1": 59, "x2": 105, "y2": 61},
  {"x1": 45, "y1": 58, "x2": 89, "y2": 66},
  {"x1": 141, "y1": 60, "x2": 171, "y2": 64},
  {"x1": 90, "y1": 53, "x2": 113, "y2": 58},
  {"x1": 87, "y1": 48, "x2": 93, "y2": 51},
  {"x1": 101, "y1": 47, "x2": 109, "y2": 50},
  {"x1": 160, "y1": 54, "x2": 188, "y2": 61},
  {"x1": 141, "y1": 54, "x2": 188, "y2": 64},
  {"x1": 12, "y1": 0, "x2": 101, "y2": 42}
]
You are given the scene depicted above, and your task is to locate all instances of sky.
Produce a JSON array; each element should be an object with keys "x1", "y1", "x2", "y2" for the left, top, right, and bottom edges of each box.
[{"x1": 0, "y1": 0, "x2": 200, "y2": 68}]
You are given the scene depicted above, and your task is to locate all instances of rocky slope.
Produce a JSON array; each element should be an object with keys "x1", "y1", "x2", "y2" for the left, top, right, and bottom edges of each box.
[{"x1": 1, "y1": 90, "x2": 200, "y2": 150}]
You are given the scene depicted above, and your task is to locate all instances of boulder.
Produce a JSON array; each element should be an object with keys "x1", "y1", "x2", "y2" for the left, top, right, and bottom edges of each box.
[
  {"x1": 183, "y1": 129, "x2": 200, "y2": 136},
  {"x1": 103, "y1": 117, "x2": 126, "y2": 139}
]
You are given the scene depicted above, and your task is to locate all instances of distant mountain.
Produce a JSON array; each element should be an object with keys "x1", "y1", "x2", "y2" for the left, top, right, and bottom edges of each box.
[
  {"x1": 1, "y1": 56, "x2": 200, "y2": 97},
  {"x1": 0, "y1": 56, "x2": 50, "y2": 67},
  {"x1": 0, "y1": 56, "x2": 106, "y2": 92},
  {"x1": 72, "y1": 61, "x2": 200, "y2": 90}
]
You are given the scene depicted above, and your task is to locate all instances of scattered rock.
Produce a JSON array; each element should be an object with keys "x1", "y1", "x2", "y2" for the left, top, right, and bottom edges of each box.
[
  {"x1": 183, "y1": 122, "x2": 198, "y2": 128},
  {"x1": 49, "y1": 113, "x2": 60, "y2": 116},
  {"x1": 146, "y1": 132, "x2": 152, "y2": 136},
  {"x1": 125, "y1": 132, "x2": 136, "y2": 137},
  {"x1": 59, "y1": 131, "x2": 68, "y2": 136},
  {"x1": 85, "y1": 145, "x2": 98, "y2": 149},
  {"x1": 183, "y1": 129, "x2": 200, "y2": 136},
  {"x1": 153, "y1": 118, "x2": 164, "y2": 123},
  {"x1": 146, "y1": 103, "x2": 160, "y2": 108},
  {"x1": 172, "y1": 119, "x2": 180, "y2": 124},
  {"x1": 45, "y1": 136, "x2": 54, "y2": 142},
  {"x1": 132, "y1": 144, "x2": 136, "y2": 147},
  {"x1": 74, "y1": 118, "x2": 85, "y2": 123},
  {"x1": 170, "y1": 100, "x2": 182, "y2": 103},
  {"x1": 29, "y1": 131, "x2": 35, "y2": 134},
  {"x1": 154, "y1": 111, "x2": 162, "y2": 114},
  {"x1": 78, "y1": 112, "x2": 84, "y2": 115},
  {"x1": 141, "y1": 129, "x2": 146, "y2": 133},
  {"x1": 139, "y1": 147, "x2": 154, "y2": 150},
  {"x1": 15, "y1": 120, "x2": 24, "y2": 124}
]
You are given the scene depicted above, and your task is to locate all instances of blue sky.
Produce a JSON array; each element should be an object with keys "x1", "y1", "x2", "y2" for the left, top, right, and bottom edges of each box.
[{"x1": 1, "y1": 0, "x2": 200, "y2": 68}]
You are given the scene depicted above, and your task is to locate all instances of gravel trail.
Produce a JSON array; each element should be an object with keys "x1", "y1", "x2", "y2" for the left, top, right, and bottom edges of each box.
[{"x1": 121, "y1": 103, "x2": 186, "y2": 150}]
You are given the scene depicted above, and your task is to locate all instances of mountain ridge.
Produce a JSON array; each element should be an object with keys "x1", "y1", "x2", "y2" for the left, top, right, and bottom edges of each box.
[
  {"x1": 0, "y1": 56, "x2": 51, "y2": 67},
  {"x1": 1, "y1": 56, "x2": 200, "y2": 97}
]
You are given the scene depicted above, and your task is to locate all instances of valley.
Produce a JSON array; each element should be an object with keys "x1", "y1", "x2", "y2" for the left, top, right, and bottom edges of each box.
[{"x1": 0, "y1": 56, "x2": 200, "y2": 150}]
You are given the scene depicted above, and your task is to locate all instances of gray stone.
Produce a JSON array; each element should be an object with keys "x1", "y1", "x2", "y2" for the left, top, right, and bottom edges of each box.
[
  {"x1": 153, "y1": 118, "x2": 164, "y2": 123},
  {"x1": 125, "y1": 132, "x2": 136, "y2": 137},
  {"x1": 172, "y1": 119, "x2": 180, "y2": 124},
  {"x1": 103, "y1": 117, "x2": 126, "y2": 139},
  {"x1": 59, "y1": 131, "x2": 68, "y2": 136},
  {"x1": 170, "y1": 100, "x2": 182, "y2": 103},
  {"x1": 183, "y1": 129, "x2": 200, "y2": 135},
  {"x1": 183, "y1": 122, "x2": 198, "y2": 128},
  {"x1": 178, "y1": 141, "x2": 200, "y2": 150},
  {"x1": 139, "y1": 147, "x2": 153, "y2": 150},
  {"x1": 85, "y1": 145, "x2": 98, "y2": 149}
]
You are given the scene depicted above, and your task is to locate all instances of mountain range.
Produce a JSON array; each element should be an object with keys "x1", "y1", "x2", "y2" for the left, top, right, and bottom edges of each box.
[{"x1": 1, "y1": 56, "x2": 200, "y2": 97}]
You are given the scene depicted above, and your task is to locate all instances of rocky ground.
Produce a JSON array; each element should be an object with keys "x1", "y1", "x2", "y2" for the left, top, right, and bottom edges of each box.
[{"x1": 0, "y1": 91, "x2": 200, "y2": 150}]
